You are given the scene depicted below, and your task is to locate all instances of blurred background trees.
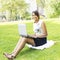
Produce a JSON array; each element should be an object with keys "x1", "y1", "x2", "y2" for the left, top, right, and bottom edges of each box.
[
  {"x1": 0, "y1": 0, "x2": 28, "y2": 21},
  {"x1": 0, "y1": 0, "x2": 60, "y2": 21},
  {"x1": 50, "y1": 0, "x2": 60, "y2": 18},
  {"x1": 37, "y1": 0, "x2": 60, "y2": 18}
]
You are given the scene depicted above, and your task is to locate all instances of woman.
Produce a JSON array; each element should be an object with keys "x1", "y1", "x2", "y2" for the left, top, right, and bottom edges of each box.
[{"x1": 3, "y1": 10, "x2": 48, "y2": 60}]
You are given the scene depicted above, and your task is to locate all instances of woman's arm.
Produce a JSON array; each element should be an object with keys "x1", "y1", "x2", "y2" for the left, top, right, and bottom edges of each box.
[
  {"x1": 36, "y1": 21, "x2": 48, "y2": 38},
  {"x1": 28, "y1": 21, "x2": 48, "y2": 38}
]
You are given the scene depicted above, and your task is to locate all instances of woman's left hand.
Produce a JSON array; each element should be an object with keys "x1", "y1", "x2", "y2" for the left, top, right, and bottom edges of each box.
[{"x1": 30, "y1": 35, "x2": 37, "y2": 38}]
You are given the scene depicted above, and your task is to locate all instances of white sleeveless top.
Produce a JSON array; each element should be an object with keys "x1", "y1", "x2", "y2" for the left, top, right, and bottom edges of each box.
[{"x1": 33, "y1": 20, "x2": 43, "y2": 35}]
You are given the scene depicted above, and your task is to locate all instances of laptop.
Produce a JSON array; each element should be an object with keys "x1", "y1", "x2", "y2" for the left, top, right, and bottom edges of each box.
[{"x1": 18, "y1": 24, "x2": 34, "y2": 38}]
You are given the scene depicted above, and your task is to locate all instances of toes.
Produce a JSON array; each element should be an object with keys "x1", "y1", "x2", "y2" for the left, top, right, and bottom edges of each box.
[
  {"x1": 3, "y1": 52, "x2": 8, "y2": 58},
  {"x1": 3, "y1": 52, "x2": 14, "y2": 60},
  {"x1": 3, "y1": 52, "x2": 10, "y2": 59}
]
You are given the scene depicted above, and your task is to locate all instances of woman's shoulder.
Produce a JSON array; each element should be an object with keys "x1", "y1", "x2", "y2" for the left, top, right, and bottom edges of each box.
[
  {"x1": 39, "y1": 20, "x2": 44, "y2": 24},
  {"x1": 39, "y1": 20, "x2": 46, "y2": 27}
]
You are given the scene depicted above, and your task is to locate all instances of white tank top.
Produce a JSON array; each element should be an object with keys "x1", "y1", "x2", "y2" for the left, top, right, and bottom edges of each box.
[{"x1": 33, "y1": 20, "x2": 43, "y2": 35}]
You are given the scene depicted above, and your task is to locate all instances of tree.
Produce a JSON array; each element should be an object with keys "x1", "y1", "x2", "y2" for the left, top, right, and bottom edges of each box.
[
  {"x1": 0, "y1": 0, "x2": 28, "y2": 21},
  {"x1": 36, "y1": 0, "x2": 46, "y2": 17},
  {"x1": 50, "y1": 0, "x2": 60, "y2": 17},
  {"x1": 36, "y1": 0, "x2": 60, "y2": 18},
  {"x1": 36, "y1": 0, "x2": 45, "y2": 8}
]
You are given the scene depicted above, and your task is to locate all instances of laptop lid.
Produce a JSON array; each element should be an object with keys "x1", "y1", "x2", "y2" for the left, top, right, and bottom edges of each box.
[{"x1": 18, "y1": 24, "x2": 27, "y2": 36}]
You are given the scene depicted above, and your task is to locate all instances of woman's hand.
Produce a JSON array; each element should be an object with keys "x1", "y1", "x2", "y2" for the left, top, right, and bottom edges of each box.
[
  {"x1": 28, "y1": 34, "x2": 37, "y2": 38},
  {"x1": 32, "y1": 35, "x2": 37, "y2": 38}
]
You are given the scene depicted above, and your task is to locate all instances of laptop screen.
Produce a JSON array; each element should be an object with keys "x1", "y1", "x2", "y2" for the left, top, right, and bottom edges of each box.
[{"x1": 18, "y1": 24, "x2": 27, "y2": 36}]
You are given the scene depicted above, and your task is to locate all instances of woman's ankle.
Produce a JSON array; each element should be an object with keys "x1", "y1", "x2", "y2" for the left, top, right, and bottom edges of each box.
[{"x1": 11, "y1": 54, "x2": 16, "y2": 58}]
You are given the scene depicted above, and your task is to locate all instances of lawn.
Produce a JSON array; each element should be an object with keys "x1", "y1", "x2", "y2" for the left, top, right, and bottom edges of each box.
[{"x1": 0, "y1": 19, "x2": 60, "y2": 60}]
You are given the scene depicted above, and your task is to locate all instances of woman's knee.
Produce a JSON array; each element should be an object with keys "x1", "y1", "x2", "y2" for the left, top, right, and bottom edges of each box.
[{"x1": 21, "y1": 37, "x2": 28, "y2": 42}]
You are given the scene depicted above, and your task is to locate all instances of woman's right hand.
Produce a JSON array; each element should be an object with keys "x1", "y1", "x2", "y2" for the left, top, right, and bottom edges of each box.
[{"x1": 28, "y1": 34, "x2": 37, "y2": 38}]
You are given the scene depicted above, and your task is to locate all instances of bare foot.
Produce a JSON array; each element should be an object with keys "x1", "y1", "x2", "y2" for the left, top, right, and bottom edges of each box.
[{"x1": 3, "y1": 52, "x2": 14, "y2": 60}]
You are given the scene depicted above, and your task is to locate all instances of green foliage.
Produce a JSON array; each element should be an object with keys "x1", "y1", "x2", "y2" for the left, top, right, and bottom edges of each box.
[
  {"x1": 37, "y1": 0, "x2": 60, "y2": 18},
  {"x1": 22, "y1": 12, "x2": 31, "y2": 20},
  {"x1": 45, "y1": 0, "x2": 60, "y2": 18},
  {"x1": 37, "y1": 0, "x2": 45, "y2": 8},
  {"x1": 0, "y1": 0, "x2": 28, "y2": 21},
  {"x1": 50, "y1": 1, "x2": 60, "y2": 18}
]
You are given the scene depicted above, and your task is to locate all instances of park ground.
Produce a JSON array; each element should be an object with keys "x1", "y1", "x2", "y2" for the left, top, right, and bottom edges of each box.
[{"x1": 0, "y1": 18, "x2": 60, "y2": 60}]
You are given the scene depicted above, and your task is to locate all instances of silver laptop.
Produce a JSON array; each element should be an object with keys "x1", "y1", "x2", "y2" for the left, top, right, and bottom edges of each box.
[{"x1": 18, "y1": 24, "x2": 33, "y2": 38}]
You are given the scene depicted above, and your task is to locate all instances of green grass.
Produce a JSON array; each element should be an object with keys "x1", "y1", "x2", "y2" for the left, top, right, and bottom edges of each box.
[{"x1": 0, "y1": 19, "x2": 60, "y2": 60}]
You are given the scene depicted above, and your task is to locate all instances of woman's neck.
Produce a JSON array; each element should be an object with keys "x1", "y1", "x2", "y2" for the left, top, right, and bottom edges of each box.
[{"x1": 34, "y1": 19, "x2": 39, "y2": 23}]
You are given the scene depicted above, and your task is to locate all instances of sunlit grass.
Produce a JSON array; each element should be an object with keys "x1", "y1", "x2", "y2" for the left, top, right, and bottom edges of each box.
[{"x1": 0, "y1": 19, "x2": 60, "y2": 60}]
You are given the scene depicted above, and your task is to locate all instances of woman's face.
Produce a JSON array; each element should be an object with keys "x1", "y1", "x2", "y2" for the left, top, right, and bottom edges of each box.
[{"x1": 32, "y1": 13, "x2": 39, "y2": 21}]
